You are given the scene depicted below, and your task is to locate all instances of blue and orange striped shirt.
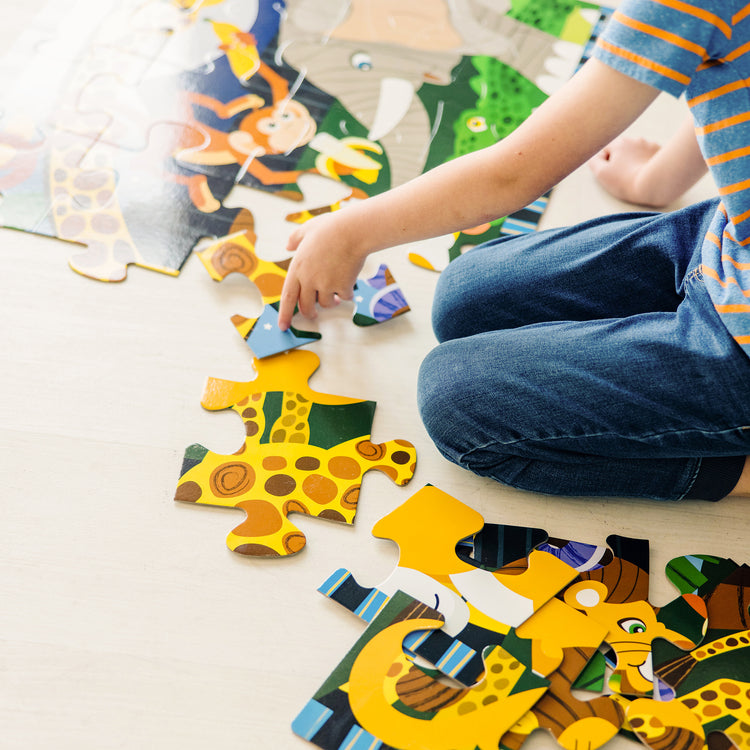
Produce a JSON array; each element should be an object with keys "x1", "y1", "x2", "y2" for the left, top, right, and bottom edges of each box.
[{"x1": 594, "y1": 0, "x2": 750, "y2": 348}]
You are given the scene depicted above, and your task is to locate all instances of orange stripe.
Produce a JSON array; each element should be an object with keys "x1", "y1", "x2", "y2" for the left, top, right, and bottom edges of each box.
[
  {"x1": 706, "y1": 231, "x2": 722, "y2": 248},
  {"x1": 697, "y1": 111, "x2": 750, "y2": 135},
  {"x1": 596, "y1": 39, "x2": 691, "y2": 85},
  {"x1": 734, "y1": 334, "x2": 750, "y2": 344},
  {"x1": 732, "y1": 207, "x2": 750, "y2": 225},
  {"x1": 651, "y1": 0, "x2": 732, "y2": 38},
  {"x1": 715, "y1": 304, "x2": 750, "y2": 313},
  {"x1": 734, "y1": 5, "x2": 750, "y2": 24},
  {"x1": 612, "y1": 10, "x2": 706, "y2": 56},
  {"x1": 727, "y1": 40, "x2": 750, "y2": 61},
  {"x1": 702, "y1": 264, "x2": 750, "y2": 295},
  {"x1": 720, "y1": 254, "x2": 750, "y2": 270},
  {"x1": 688, "y1": 78, "x2": 750, "y2": 106},
  {"x1": 719, "y1": 177, "x2": 750, "y2": 196},
  {"x1": 706, "y1": 144, "x2": 750, "y2": 166}
]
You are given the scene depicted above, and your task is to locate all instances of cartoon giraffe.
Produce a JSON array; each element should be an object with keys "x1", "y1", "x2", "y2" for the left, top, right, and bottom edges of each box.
[{"x1": 174, "y1": 349, "x2": 417, "y2": 557}]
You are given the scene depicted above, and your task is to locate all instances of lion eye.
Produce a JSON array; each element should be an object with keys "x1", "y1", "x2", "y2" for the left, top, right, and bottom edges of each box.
[{"x1": 618, "y1": 617, "x2": 647, "y2": 634}]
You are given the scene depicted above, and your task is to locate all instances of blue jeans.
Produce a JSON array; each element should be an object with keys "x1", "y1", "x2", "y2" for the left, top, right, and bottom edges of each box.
[{"x1": 418, "y1": 199, "x2": 750, "y2": 501}]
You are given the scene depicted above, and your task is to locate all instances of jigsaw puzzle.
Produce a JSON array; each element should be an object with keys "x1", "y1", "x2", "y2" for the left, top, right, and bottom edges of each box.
[
  {"x1": 174, "y1": 349, "x2": 416, "y2": 557},
  {"x1": 298, "y1": 486, "x2": 728, "y2": 750},
  {"x1": 0, "y1": 0, "x2": 607, "y2": 282}
]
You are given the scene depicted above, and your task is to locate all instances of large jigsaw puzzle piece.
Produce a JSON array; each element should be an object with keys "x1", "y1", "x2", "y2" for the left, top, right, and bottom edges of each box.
[
  {"x1": 293, "y1": 590, "x2": 550, "y2": 750},
  {"x1": 174, "y1": 349, "x2": 416, "y2": 557},
  {"x1": 626, "y1": 560, "x2": 750, "y2": 750},
  {"x1": 318, "y1": 485, "x2": 579, "y2": 687}
]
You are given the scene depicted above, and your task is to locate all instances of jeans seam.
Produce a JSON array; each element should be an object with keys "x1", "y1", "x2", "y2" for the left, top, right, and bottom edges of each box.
[{"x1": 459, "y1": 423, "x2": 750, "y2": 460}]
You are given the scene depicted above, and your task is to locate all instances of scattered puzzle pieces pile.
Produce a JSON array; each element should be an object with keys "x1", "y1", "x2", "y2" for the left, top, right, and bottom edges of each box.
[{"x1": 290, "y1": 484, "x2": 750, "y2": 750}]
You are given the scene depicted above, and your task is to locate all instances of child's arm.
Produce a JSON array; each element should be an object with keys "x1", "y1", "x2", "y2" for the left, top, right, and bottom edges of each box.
[
  {"x1": 588, "y1": 114, "x2": 707, "y2": 207},
  {"x1": 278, "y1": 59, "x2": 660, "y2": 330}
]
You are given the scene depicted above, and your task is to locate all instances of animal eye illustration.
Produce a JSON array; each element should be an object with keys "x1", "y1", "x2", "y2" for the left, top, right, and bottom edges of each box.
[
  {"x1": 466, "y1": 116, "x2": 487, "y2": 133},
  {"x1": 617, "y1": 617, "x2": 647, "y2": 634},
  {"x1": 351, "y1": 52, "x2": 373, "y2": 71}
]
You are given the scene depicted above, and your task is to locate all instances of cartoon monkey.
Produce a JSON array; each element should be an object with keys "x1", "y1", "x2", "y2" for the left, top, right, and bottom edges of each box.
[{"x1": 174, "y1": 56, "x2": 317, "y2": 211}]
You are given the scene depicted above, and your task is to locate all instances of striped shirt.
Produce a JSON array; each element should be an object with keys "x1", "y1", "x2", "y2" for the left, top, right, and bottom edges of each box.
[{"x1": 594, "y1": 0, "x2": 750, "y2": 349}]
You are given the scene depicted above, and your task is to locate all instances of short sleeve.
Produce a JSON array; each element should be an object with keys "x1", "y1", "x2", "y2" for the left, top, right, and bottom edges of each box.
[{"x1": 593, "y1": 0, "x2": 736, "y2": 98}]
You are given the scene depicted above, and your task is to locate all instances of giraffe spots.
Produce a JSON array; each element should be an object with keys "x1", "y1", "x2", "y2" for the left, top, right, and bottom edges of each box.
[
  {"x1": 392, "y1": 450, "x2": 411, "y2": 464},
  {"x1": 295, "y1": 456, "x2": 320, "y2": 471},
  {"x1": 722, "y1": 682, "x2": 742, "y2": 696},
  {"x1": 174, "y1": 480, "x2": 202, "y2": 502},
  {"x1": 319, "y1": 508, "x2": 346, "y2": 522},
  {"x1": 234, "y1": 542, "x2": 280, "y2": 557},
  {"x1": 702, "y1": 704, "x2": 722, "y2": 718},
  {"x1": 282, "y1": 531, "x2": 306, "y2": 554},
  {"x1": 253, "y1": 272, "x2": 285, "y2": 300},
  {"x1": 302, "y1": 474, "x2": 338, "y2": 505},
  {"x1": 264, "y1": 474, "x2": 296, "y2": 496},
  {"x1": 210, "y1": 240, "x2": 258, "y2": 277},
  {"x1": 59, "y1": 214, "x2": 86, "y2": 238},
  {"x1": 387, "y1": 663, "x2": 403, "y2": 678},
  {"x1": 210, "y1": 462, "x2": 255, "y2": 497},
  {"x1": 700, "y1": 690, "x2": 719, "y2": 702},
  {"x1": 262, "y1": 456, "x2": 286, "y2": 471},
  {"x1": 91, "y1": 213, "x2": 120, "y2": 234},
  {"x1": 242, "y1": 406, "x2": 257, "y2": 419},
  {"x1": 725, "y1": 698, "x2": 742, "y2": 711},
  {"x1": 329, "y1": 456, "x2": 361, "y2": 479},
  {"x1": 340, "y1": 485, "x2": 360, "y2": 510},
  {"x1": 73, "y1": 171, "x2": 108, "y2": 191},
  {"x1": 236, "y1": 499, "x2": 283, "y2": 536},
  {"x1": 245, "y1": 420, "x2": 260, "y2": 438},
  {"x1": 283, "y1": 499, "x2": 309, "y2": 516},
  {"x1": 356, "y1": 440, "x2": 385, "y2": 460}
]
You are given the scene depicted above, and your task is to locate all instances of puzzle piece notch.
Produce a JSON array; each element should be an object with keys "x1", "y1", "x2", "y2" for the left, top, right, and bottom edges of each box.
[
  {"x1": 294, "y1": 590, "x2": 550, "y2": 750},
  {"x1": 175, "y1": 350, "x2": 416, "y2": 557}
]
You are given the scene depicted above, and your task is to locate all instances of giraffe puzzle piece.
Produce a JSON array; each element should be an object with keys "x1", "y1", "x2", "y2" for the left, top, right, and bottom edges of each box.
[
  {"x1": 196, "y1": 231, "x2": 410, "y2": 327},
  {"x1": 174, "y1": 349, "x2": 416, "y2": 557},
  {"x1": 293, "y1": 590, "x2": 551, "y2": 750}
]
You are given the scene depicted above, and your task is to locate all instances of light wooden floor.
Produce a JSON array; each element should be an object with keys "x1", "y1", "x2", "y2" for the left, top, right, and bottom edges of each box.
[{"x1": 1, "y1": 3, "x2": 739, "y2": 749}]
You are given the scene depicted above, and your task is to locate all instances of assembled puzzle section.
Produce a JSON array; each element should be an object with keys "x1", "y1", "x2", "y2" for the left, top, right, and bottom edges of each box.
[
  {"x1": 0, "y1": 0, "x2": 608, "y2": 282},
  {"x1": 174, "y1": 349, "x2": 416, "y2": 557}
]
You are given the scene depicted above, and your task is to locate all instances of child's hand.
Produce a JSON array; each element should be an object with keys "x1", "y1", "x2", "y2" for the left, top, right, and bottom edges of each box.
[
  {"x1": 589, "y1": 135, "x2": 661, "y2": 205},
  {"x1": 277, "y1": 213, "x2": 367, "y2": 331}
]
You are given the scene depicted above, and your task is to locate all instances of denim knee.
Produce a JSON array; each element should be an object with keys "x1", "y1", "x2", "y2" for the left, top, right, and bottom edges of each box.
[
  {"x1": 417, "y1": 346, "x2": 459, "y2": 460},
  {"x1": 430, "y1": 261, "x2": 464, "y2": 343}
]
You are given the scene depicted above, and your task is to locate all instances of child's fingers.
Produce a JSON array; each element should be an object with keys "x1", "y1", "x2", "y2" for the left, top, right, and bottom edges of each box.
[{"x1": 278, "y1": 276, "x2": 301, "y2": 331}]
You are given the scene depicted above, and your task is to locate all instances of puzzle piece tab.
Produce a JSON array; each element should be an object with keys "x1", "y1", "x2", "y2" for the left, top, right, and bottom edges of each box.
[{"x1": 174, "y1": 350, "x2": 416, "y2": 557}]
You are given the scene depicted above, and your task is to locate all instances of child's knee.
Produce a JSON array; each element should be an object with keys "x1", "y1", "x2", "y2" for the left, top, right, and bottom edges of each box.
[{"x1": 417, "y1": 346, "x2": 461, "y2": 456}]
